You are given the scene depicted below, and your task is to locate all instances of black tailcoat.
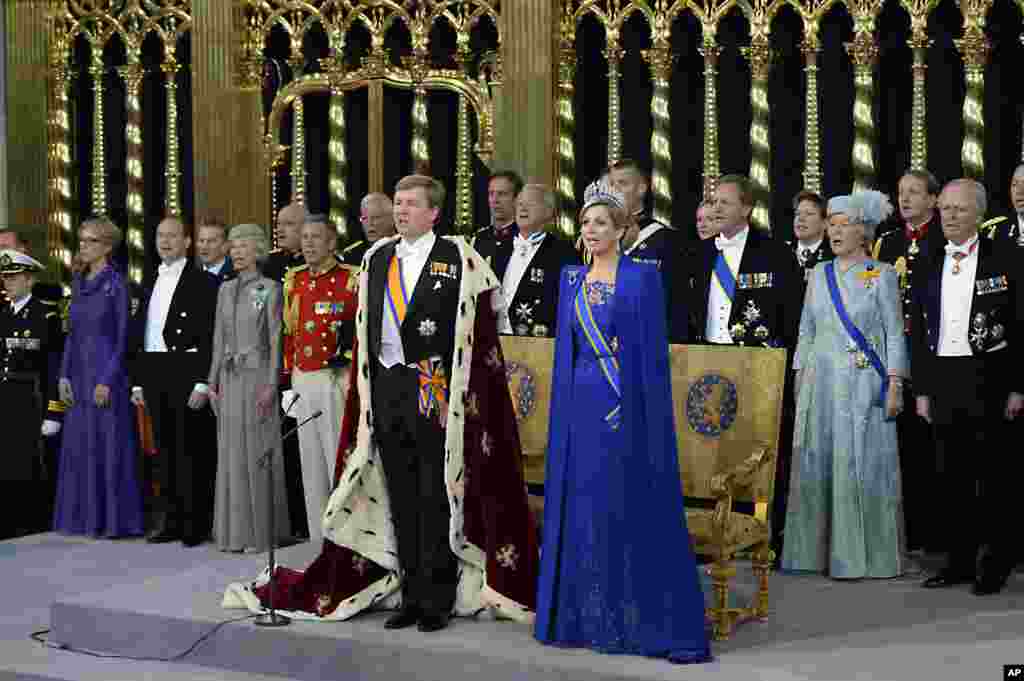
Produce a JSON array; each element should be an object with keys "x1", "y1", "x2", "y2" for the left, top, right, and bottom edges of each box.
[
  {"x1": 625, "y1": 216, "x2": 689, "y2": 343},
  {"x1": 131, "y1": 259, "x2": 219, "y2": 540},
  {"x1": 476, "y1": 230, "x2": 579, "y2": 338},
  {"x1": 690, "y1": 227, "x2": 802, "y2": 349},
  {"x1": 365, "y1": 234, "x2": 464, "y2": 614},
  {"x1": 908, "y1": 235, "x2": 1024, "y2": 578}
]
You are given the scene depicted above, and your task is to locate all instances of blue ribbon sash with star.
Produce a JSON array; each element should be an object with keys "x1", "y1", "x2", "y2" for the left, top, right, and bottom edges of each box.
[
  {"x1": 713, "y1": 252, "x2": 737, "y2": 302},
  {"x1": 573, "y1": 281, "x2": 621, "y2": 429},
  {"x1": 824, "y1": 262, "x2": 888, "y2": 408}
]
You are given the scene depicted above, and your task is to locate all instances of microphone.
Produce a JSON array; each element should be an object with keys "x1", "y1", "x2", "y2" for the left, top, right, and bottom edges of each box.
[
  {"x1": 258, "y1": 409, "x2": 323, "y2": 468},
  {"x1": 285, "y1": 392, "x2": 301, "y2": 417}
]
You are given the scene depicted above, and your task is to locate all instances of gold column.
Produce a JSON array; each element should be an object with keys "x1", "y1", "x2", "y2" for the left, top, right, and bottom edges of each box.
[
  {"x1": 741, "y1": 37, "x2": 772, "y2": 232},
  {"x1": 555, "y1": 4, "x2": 576, "y2": 237},
  {"x1": 411, "y1": 84, "x2": 430, "y2": 171},
  {"x1": 643, "y1": 31, "x2": 675, "y2": 227},
  {"x1": 368, "y1": 81, "x2": 385, "y2": 193},
  {"x1": 454, "y1": 45, "x2": 473, "y2": 233},
  {"x1": 163, "y1": 50, "x2": 182, "y2": 218},
  {"x1": 846, "y1": 32, "x2": 879, "y2": 192},
  {"x1": 901, "y1": 0, "x2": 938, "y2": 171},
  {"x1": 45, "y1": 9, "x2": 73, "y2": 285},
  {"x1": 499, "y1": 0, "x2": 554, "y2": 184},
  {"x1": 89, "y1": 49, "x2": 108, "y2": 217},
  {"x1": 604, "y1": 36, "x2": 623, "y2": 164},
  {"x1": 191, "y1": 0, "x2": 268, "y2": 228},
  {"x1": 7, "y1": 0, "x2": 50, "y2": 258},
  {"x1": 800, "y1": 37, "x2": 821, "y2": 195},
  {"x1": 699, "y1": 36, "x2": 722, "y2": 200},
  {"x1": 291, "y1": 96, "x2": 307, "y2": 203},
  {"x1": 954, "y1": 0, "x2": 992, "y2": 181},
  {"x1": 119, "y1": 55, "x2": 145, "y2": 283},
  {"x1": 323, "y1": 53, "x2": 349, "y2": 239}
]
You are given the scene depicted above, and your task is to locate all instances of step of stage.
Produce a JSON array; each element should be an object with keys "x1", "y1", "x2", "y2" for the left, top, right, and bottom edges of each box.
[{"x1": 11, "y1": 535, "x2": 1024, "y2": 681}]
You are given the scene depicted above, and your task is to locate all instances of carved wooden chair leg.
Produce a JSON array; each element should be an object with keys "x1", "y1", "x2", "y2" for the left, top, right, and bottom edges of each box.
[
  {"x1": 708, "y1": 558, "x2": 737, "y2": 640},
  {"x1": 750, "y1": 542, "x2": 774, "y2": 620}
]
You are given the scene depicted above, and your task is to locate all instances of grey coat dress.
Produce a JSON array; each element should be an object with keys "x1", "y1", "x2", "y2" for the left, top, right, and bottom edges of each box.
[
  {"x1": 782, "y1": 260, "x2": 908, "y2": 578},
  {"x1": 208, "y1": 270, "x2": 290, "y2": 552}
]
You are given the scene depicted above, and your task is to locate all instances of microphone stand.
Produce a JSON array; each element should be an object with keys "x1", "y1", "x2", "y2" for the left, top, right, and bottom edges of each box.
[{"x1": 254, "y1": 399, "x2": 321, "y2": 627}]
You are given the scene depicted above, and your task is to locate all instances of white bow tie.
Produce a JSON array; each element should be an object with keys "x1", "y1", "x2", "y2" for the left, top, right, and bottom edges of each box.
[
  {"x1": 158, "y1": 261, "x2": 180, "y2": 276},
  {"x1": 944, "y1": 242, "x2": 973, "y2": 257},
  {"x1": 514, "y1": 232, "x2": 545, "y2": 249},
  {"x1": 715, "y1": 234, "x2": 741, "y2": 251},
  {"x1": 396, "y1": 241, "x2": 418, "y2": 259}
]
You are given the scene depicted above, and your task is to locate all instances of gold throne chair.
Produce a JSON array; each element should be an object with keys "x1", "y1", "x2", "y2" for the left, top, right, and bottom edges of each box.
[{"x1": 500, "y1": 338, "x2": 787, "y2": 642}]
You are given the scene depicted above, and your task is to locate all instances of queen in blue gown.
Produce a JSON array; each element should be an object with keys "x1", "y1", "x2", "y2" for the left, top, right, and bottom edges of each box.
[
  {"x1": 53, "y1": 219, "x2": 144, "y2": 537},
  {"x1": 535, "y1": 183, "x2": 710, "y2": 664}
]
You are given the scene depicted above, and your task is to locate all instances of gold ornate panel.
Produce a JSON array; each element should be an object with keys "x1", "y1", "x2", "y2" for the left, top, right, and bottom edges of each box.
[{"x1": 499, "y1": 337, "x2": 787, "y2": 512}]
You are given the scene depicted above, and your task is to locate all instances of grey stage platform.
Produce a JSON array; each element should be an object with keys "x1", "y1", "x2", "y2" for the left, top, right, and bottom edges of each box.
[{"x1": 3, "y1": 534, "x2": 1024, "y2": 681}]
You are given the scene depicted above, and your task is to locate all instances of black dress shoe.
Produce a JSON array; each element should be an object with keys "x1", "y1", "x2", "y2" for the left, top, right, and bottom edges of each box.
[
  {"x1": 921, "y1": 571, "x2": 973, "y2": 588},
  {"x1": 384, "y1": 608, "x2": 421, "y2": 630},
  {"x1": 971, "y1": 576, "x2": 1008, "y2": 596},
  {"x1": 417, "y1": 612, "x2": 450, "y2": 632},
  {"x1": 181, "y1": 536, "x2": 205, "y2": 548},
  {"x1": 147, "y1": 530, "x2": 181, "y2": 544}
]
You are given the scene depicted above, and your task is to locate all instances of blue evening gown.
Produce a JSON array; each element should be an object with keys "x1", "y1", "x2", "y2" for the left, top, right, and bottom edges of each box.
[{"x1": 535, "y1": 259, "x2": 710, "y2": 664}]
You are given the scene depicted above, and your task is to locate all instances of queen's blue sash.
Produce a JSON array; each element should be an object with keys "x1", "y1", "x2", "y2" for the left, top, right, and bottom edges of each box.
[
  {"x1": 825, "y1": 262, "x2": 887, "y2": 407},
  {"x1": 573, "y1": 282, "x2": 622, "y2": 430},
  {"x1": 713, "y1": 252, "x2": 737, "y2": 302}
]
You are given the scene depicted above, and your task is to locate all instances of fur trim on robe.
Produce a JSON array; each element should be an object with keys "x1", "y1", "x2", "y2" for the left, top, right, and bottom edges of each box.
[{"x1": 223, "y1": 236, "x2": 538, "y2": 622}]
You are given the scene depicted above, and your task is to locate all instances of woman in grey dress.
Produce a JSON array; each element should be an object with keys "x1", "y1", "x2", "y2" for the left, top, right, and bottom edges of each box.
[
  {"x1": 208, "y1": 224, "x2": 290, "y2": 552},
  {"x1": 782, "y1": 191, "x2": 908, "y2": 579}
]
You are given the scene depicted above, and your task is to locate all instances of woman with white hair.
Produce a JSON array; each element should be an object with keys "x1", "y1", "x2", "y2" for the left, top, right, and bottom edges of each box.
[
  {"x1": 207, "y1": 224, "x2": 290, "y2": 552},
  {"x1": 783, "y1": 190, "x2": 909, "y2": 578}
]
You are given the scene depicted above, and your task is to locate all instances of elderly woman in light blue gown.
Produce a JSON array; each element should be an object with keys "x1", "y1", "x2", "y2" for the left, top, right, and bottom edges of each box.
[{"x1": 782, "y1": 190, "x2": 909, "y2": 579}]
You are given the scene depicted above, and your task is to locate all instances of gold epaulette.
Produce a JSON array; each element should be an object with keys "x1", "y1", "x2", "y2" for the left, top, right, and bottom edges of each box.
[
  {"x1": 982, "y1": 215, "x2": 1008, "y2": 239},
  {"x1": 340, "y1": 263, "x2": 360, "y2": 292},
  {"x1": 48, "y1": 400, "x2": 66, "y2": 413},
  {"x1": 342, "y1": 240, "x2": 366, "y2": 254},
  {"x1": 39, "y1": 299, "x2": 58, "y2": 306}
]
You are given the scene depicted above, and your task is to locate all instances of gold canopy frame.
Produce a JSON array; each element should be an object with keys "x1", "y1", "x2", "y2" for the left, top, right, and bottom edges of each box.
[{"x1": 244, "y1": 0, "x2": 503, "y2": 237}]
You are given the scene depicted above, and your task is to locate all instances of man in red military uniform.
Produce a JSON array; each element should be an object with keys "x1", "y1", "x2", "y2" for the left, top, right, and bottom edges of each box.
[{"x1": 283, "y1": 214, "x2": 358, "y2": 545}]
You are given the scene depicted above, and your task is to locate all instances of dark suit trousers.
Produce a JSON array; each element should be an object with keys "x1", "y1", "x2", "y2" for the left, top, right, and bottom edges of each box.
[
  {"x1": 930, "y1": 355, "x2": 1018, "y2": 577},
  {"x1": 138, "y1": 353, "x2": 215, "y2": 540},
  {"x1": 372, "y1": 362, "x2": 457, "y2": 615},
  {"x1": 896, "y1": 382, "x2": 939, "y2": 553}
]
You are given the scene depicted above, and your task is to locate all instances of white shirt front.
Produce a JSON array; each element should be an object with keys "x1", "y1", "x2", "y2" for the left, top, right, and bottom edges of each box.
[
  {"x1": 145, "y1": 257, "x2": 186, "y2": 353},
  {"x1": 205, "y1": 257, "x2": 227, "y2": 275},
  {"x1": 379, "y1": 232, "x2": 436, "y2": 368},
  {"x1": 937, "y1": 234, "x2": 980, "y2": 357},
  {"x1": 498, "y1": 231, "x2": 546, "y2": 334},
  {"x1": 11, "y1": 294, "x2": 31, "y2": 316},
  {"x1": 796, "y1": 238, "x2": 823, "y2": 265},
  {"x1": 706, "y1": 227, "x2": 749, "y2": 344}
]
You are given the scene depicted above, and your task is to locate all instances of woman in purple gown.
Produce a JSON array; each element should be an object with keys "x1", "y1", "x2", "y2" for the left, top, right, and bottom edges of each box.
[{"x1": 53, "y1": 218, "x2": 144, "y2": 537}]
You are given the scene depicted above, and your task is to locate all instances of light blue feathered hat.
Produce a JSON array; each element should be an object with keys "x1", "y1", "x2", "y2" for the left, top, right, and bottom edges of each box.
[{"x1": 827, "y1": 190, "x2": 894, "y2": 239}]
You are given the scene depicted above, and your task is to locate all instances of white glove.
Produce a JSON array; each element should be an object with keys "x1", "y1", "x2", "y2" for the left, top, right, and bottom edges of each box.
[
  {"x1": 131, "y1": 387, "x2": 145, "y2": 406},
  {"x1": 41, "y1": 419, "x2": 62, "y2": 437},
  {"x1": 281, "y1": 389, "x2": 299, "y2": 415}
]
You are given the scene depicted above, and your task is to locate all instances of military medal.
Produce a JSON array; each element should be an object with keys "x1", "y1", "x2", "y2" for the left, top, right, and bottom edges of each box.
[
  {"x1": 908, "y1": 238, "x2": 919, "y2": 256},
  {"x1": 418, "y1": 319, "x2": 437, "y2": 338}
]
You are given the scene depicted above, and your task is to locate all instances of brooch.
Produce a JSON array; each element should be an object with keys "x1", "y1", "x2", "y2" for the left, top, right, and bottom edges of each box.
[
  {"x1": 419, "y1": 319, "x2": 437, "y2": 338},
  {"x1": 251, "y1": 283, "x2": 269, "y2": 312},
  {"x1": 742, "y1": 301, "x2": 761, "y2": 323},
  {"x1": 857, "y1": 266, "x2": 881, "y2": 289},
  {"x1": 514, "y1": 302, "x2": 535, "y2": 325}
]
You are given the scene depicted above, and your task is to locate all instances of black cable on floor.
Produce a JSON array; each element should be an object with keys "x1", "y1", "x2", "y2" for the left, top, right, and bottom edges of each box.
[{"x1": 29, "y1": 613, "x2": 259, "y2": 662}]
